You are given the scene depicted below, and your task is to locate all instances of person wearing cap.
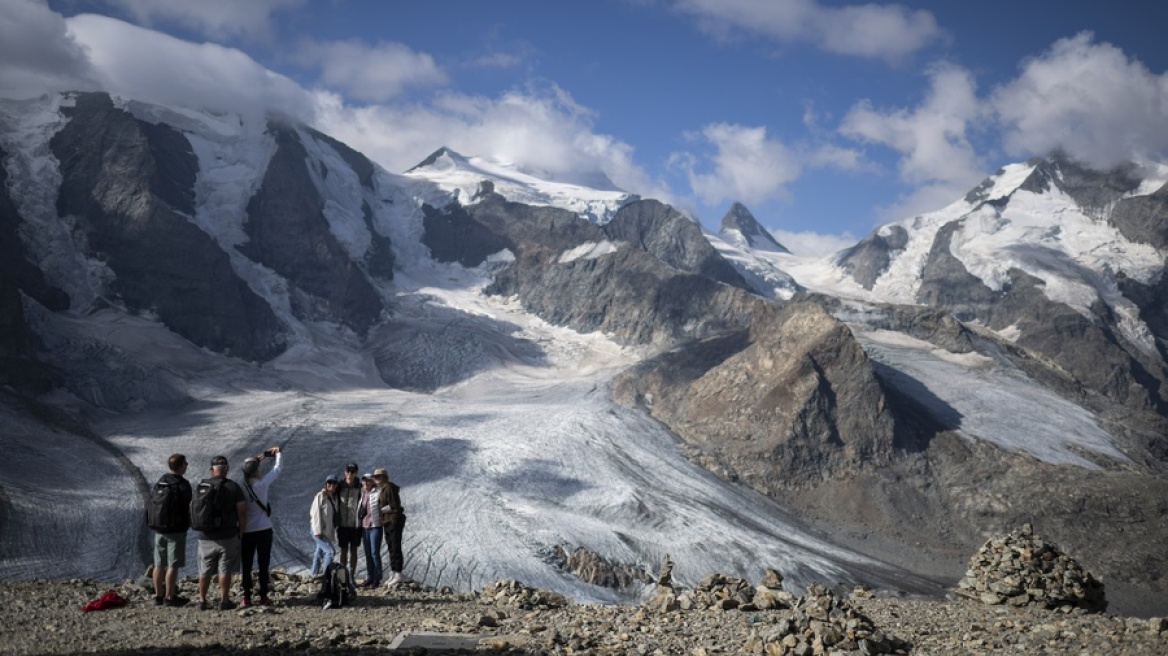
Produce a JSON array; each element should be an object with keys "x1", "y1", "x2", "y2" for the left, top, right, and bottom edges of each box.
[
  {"x1": 194, "y1": 455, "x2": 247, "y2": 611},
  {"x1": 357, "y1": 473, "x2": 383, "y2": 587},
  {"x1": 239, "y1": 445, "x2": 283, "y2": 607},
  {"x1": 149, "y1": 453, "x2": 192, "y2": 607},
  {"x1": 334, "y1": 462, "x2": 363, "y2": 581},
  {"x1": 373, "y1": 467, "x2": 407, "y2": 587},
  {"x1": 309, "y1": 475, "x2": 339, "y2": 578}
]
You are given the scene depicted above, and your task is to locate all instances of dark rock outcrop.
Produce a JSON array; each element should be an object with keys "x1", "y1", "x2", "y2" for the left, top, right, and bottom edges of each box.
[
  {"x1": 1018, "y1": 153, "x2": 1143, "y2": 218},
  {"x1": 240, "y1": 125, "x2": 384, "y2": 336},
  {"x1": 718, "y1": 202, "x2": 789, "y2": 253},
  {"x1": 603, "y1": 199, "x2": 750, "y2": 289},
  {"x1": 425, "y1": 192, "x2": 770, "y2": 346},
  {"x1": 836, "y1": 225, "x2": 909, "y2": 290},
  {"x1": 1111, "y1": 180, "x2": 1168, "y2": 250},
  {"x1": 49, "y1": 92, "x2": 286, "y2": 361},
  {"x1": 612, "y1": 299, "x2": 896, "y2": 490}
]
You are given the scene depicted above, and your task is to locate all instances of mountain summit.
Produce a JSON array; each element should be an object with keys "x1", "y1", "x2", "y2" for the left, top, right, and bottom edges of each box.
[{"x1": 718, "y1": 202, "x2": 789, "y2": 253}]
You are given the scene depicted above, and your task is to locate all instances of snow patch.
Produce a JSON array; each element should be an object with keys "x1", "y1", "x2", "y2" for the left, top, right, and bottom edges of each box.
[{"x1": 559, "y1": 240, "x2": 621, "y2": 263}]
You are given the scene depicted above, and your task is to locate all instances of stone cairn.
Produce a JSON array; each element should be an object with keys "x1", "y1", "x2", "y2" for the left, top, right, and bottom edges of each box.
[{"x1": 955, "y1": 523, "x2": 1106, "y2": 612}]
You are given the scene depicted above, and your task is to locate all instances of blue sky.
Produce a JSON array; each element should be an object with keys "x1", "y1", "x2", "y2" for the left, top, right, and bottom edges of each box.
[{"x1": 4, "y1": 1, "x2": 1168, "y2": 254}]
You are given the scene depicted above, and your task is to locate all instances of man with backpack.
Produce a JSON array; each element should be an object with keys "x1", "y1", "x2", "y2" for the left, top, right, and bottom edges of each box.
[
  {"x1": 192, "y1": 455, "x2": 247, "y2": 611},
  {"x1": 146, "y1": 453, "x2": 193, "y2": 607}
]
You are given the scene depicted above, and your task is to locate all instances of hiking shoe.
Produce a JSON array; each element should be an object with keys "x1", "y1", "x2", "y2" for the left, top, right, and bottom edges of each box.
[
  {"x1": 164, "y1": 596, "x2": 190, "y2": 607},
  {"x1": 384, "y1": 571, "x2": 403, "y2": 587},
  {"x1": 257, "y1": 596, "x2": 273, "y2": 606},
  {"x1": 239, "y1": 596, "x2": 251, "y2": 608},
  {"x1": 218, "y1": 599, "x2": 237, "y2": 611},
  {"x1": 154, "y1": 596, "x2": 164, "y2": 606},
  {"x1": 198, "y1": 600, "x2": 210, "y2": 611}
]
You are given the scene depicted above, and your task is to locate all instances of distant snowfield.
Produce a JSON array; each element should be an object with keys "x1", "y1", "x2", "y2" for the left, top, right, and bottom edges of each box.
[{"x1": 854, "y1": 329, "x2": 1129, "y2": 469}]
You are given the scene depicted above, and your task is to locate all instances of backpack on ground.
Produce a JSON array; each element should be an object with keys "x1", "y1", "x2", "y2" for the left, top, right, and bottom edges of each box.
[
  {"x1": 190, "y1": 478, "x2": 230, "y2": 531},
  {"x1": 145, "y1": 475, "x2": 186, "y2": 532},
  {"x1": 318, "y1": 562, "x2": 356, "y2": 609}
]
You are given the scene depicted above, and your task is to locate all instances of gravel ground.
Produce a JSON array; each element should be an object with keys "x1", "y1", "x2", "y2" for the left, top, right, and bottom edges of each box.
[{"x1": 1, "y1": 575, "x2": 1165, "y2": 655}]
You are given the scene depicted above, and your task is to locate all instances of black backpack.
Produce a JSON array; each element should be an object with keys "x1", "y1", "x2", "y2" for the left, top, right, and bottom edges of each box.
[
  {"x1": 190, "y1": 478, "x2": 232, "y2": 531},
  {"x1": 145, "y1": 475, "x2": 187, "y2": 532},
  {"x1": 319, "y1": 562, "x2": 356, "y2": 609}
]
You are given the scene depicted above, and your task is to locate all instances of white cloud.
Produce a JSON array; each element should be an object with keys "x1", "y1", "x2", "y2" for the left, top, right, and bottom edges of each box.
[
  {"x1": 0, "y1": 0, "x2": 99, "y2": 98},
  {"x1": 774, "y1": 229, "x2": 857, "y2": 257},
  {"x1": 312, "y1": 83, "x2": 672, "y2": 202},
  {"x1": 296, "y1": 39, "x2": 448, "y2": 103},
  {"x1": 991, "y1": 32, "x2": 1168, "y2": 169},
  {"x1": 671, "y1": 123, "x2": 860, "y2": 208},
  {"x1": 673, "y1": 0, "x2": 942, "y2": 60},
  {"x1": 840, "y1": 63, "x2": 986, "y2": 216},
  {"x1": 102, "y1": 0, "x2": 304, "y2": 41},
  {"x1": 65, "y1": 13, "x2": 314, "y2": 122},
  {"x1": 673, "y1": 123, "x2": 803, "y2": 207}
]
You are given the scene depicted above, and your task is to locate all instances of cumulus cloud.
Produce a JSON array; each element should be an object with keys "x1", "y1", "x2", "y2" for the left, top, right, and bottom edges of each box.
[
  {"x1": 312, "y1": 83, "x2": 672, "y2": 202},
  {"x1": 991, "y1": 32, "x2": 1168, "y2": 169},
  {"x1": 673, "y1": 0, "x2": 942, "y2": 60},
  {"x1": 65, "y1": 13, "x2": 314, "y2": 122},
  {"x1": 840, "y1": 63, "x2": 987, "y2": 216},
  {"x1": 671, "y1": 123, "x2": 861, "y2": 208},
  {"x1": 0, "y1": 0, "x2": 99, "y2": 98},
  {"x1": 296, "y1": 39, "x2": 448, "y2": 103},
  {"x1": 101, "y1": 0, "x2": 304, "y2": 41}
]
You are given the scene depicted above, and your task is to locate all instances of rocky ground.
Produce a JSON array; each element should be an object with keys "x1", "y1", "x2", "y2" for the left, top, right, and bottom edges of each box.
[{"x1": 1, "y1": 571, "x2": 1165, "y2": 655}]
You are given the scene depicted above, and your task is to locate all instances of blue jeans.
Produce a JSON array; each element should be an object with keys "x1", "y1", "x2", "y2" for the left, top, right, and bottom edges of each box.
[
  {"x1": 362, "y1": 527, "x2": 384, "y2": 584},
  {"x1": 310, "y1": 535, "x2": 335, "y2": 576}
]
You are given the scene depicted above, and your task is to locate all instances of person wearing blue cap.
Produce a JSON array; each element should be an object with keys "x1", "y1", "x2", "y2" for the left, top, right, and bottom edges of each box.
[{"x1": 309, "y1": 475, "x2": 339, "y2": 578}]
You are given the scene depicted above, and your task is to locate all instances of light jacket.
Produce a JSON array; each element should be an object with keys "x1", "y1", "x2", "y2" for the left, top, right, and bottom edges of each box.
[
  {"x1": 309, "y1": 489, "x2": 336, "y2": 538},
  {"x1": 359, "y1": 486, "x2": 382, "y2": 529},
  {"x1": 242, "y1": 452, "x2": 282, "y2": 534}
]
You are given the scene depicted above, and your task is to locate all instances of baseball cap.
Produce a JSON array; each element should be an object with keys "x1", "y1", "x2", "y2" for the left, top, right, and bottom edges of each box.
[
  {"x1": 345, "y1": 462, "x2": 359, "y2": 472},
  {"x1": 325, "y1": 475, "x2": 339, "y2": 484},
  {"x1": 210, "y1": 455, "x2": 229, "y2": 467}
]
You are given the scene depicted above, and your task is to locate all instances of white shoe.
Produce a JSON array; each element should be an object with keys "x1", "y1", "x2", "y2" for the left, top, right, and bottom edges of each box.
[{"x1": 384, "y1": 572, "x2": 403, "y2": 587}]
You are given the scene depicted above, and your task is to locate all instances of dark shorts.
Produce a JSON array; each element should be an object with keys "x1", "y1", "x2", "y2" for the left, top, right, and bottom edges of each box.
[{"x1": 336, "y1": 526, "x2": 362, "y2": 548}]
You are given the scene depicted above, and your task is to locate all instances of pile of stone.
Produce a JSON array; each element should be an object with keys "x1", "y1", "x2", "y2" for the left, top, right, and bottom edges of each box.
[
  {"x1": 480, "y1": 579, "x2": 570, "y2": 610},
  {"x1": 955, "y1": 523, "x2": 1107, "y2": 612},
  {"x1": 647, "y1": 565, "x2": 797, "y2": 613},
  {"x1": 549, "y1": 545, "x2": 652, "y2": 590},
  {"x1": 744, "y1": 584, "x2": 905, "y2": 655}
]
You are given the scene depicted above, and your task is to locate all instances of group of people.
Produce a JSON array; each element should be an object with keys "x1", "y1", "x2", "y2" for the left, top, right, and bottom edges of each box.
[
  {"x1": 308, "y1": 462, "x2": 407, "y2": 589},
  {"x1": 146, "y1": 448, "x2": 406, "y2": 611}
]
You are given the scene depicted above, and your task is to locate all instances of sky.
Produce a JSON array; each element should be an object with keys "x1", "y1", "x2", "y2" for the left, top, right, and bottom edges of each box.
[{"x1": 3, "y1": 0, "x2": 1168, "y2": 255}]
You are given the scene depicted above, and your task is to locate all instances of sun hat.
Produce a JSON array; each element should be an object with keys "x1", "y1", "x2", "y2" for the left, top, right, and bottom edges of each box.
[{"x1": 373, "y1": 467, "x2": 388, "y2": 477}]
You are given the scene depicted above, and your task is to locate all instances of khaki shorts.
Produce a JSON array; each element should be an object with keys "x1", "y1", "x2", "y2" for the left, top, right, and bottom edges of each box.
[
  {"x1": 197, "y1": 537, "x2": 240, "y2": 578},
  {"x1": 153, "y1": 532, "x2": 187, "y2": 569}
]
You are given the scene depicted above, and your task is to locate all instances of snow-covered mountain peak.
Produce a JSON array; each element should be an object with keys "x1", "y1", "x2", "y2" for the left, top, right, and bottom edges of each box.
[
  {"x1": 718, "y1": 201, "x2": 789, "y2": 254},
  {"x1": 404, "y1": 146, "x2": 637, "y2": 224}
]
